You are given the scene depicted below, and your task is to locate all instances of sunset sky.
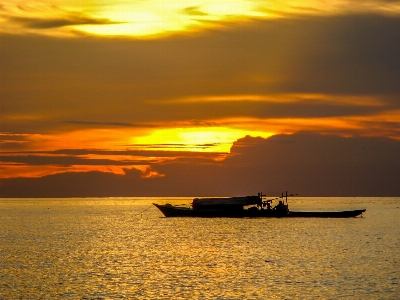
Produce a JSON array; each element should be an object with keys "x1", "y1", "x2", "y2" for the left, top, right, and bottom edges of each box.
[{"x1": 1, "y1": 0, "x2": 400, "y2": 197}]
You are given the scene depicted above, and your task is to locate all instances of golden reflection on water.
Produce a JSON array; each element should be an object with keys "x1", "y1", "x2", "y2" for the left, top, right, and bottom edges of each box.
[{"x1": 0, "y1": 197, "x2": 399, "y2": 299}]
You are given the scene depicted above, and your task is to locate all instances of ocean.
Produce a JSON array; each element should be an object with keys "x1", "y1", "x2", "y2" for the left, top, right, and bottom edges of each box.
[{"x1": 0, "y1": 197, "x2": 399, "y2": 299}]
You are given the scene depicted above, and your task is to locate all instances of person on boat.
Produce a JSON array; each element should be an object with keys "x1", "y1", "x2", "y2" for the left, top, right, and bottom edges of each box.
[
  {"x1": 274, "y1": 201, "x2": 285, "y2": 211},
  {"x1": 265, "y1": 200, "x2": 272, "y2": 210},
  {"x1": 257, "y1": 193, "x2": 263, "y2": 209}
]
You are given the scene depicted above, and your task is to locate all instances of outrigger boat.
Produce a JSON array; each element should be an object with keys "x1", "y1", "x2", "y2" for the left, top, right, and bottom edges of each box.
[{"x1": 153, "y1": 192, "x2": 366, "y2": 218}]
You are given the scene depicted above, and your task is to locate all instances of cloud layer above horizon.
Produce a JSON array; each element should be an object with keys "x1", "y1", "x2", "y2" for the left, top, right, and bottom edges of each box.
[
  {"x1": 1, "y1": 1, "x2": 400, "y2": 196},
  {"x1": 1, "y1": 133, "x2": 399, "y2": 197}
]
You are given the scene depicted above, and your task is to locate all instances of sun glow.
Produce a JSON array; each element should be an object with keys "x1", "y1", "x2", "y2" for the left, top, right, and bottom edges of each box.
[
  {"x1": 73, "y1": 1, "x2": 260, "y2": 37},
  {"x1": 133, "y1": 127, "x2": 273, "y2": 152},
  {"x1": 2, "y1": 1, "x2": 400, "y2": 37},
  {"x1": 1, "y1": 0, "x2": 268, "y2": 37}
]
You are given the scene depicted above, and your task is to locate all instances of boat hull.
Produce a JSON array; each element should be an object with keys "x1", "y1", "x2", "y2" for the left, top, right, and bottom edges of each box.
[
  {"x1": 153, "y1": 204, "x2": 366, "y2": 218},
  {"x1": 286, "y1": 210, "x2": 366, "y2": 218}
]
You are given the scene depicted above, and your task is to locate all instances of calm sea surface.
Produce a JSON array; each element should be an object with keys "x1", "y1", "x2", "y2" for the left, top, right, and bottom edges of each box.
[{"x1": 0, "y1": 197, "x2": 399, "y2": 299}]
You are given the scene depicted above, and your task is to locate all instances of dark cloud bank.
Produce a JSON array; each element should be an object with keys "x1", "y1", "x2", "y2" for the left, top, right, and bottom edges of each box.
[{"x1": 1, "y1": 133, "x2": 399, "y2": 197}]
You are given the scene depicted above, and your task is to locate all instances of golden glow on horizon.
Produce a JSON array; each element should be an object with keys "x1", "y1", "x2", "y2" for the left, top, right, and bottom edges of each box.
[
  {"x1": 2, "y1": 1, "x2": 400, "y2": 37},
  {"x1": 0, "y1": 127, "x2": 273, "y2": 154},
  {"x1": 133, "y1": 127, "x2": 274, "y2": 152},
  {"x1": 73, "y1": 1, "x2": 265, "y2": 37},
  {"x1": 0, "y1": 0, "x2": 264, "y2": 37},
  {"x1": 2, "y1": 110, "x2": 400, "y2": 179},
  {"x1": 2, "y1": 107, "x2": 399, "y2": 157}
]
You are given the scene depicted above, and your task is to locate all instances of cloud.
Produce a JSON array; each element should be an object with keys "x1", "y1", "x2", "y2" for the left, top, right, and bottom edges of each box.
[
  {"x1": 1, "y1": 14, "x2": 399, "y2": 129},
  {"x1": 1, "y1": 12, "x2": 399, "y2": 194},
  {"x1": 154, "y1": 133, "x2": 400, "y2": 196},
  {"x1": 64, "y1": 121, "x2": 158, "y2": 128},
  {"x1": 0, "y1": 145, "x2": 224, "y2": 181},
  {"x1": 0, "y1": 148, "x2": 220, "y2": 167},
  {"x1": 0, "y1": 154, "x2": 141, "y2": 166},
  {"x1": 1, "y1": 133, "x2": 399, "y2": 197},
  {"x1": 1, "y1": 13, "x2": 400, "y2": 165},
  {"x1": 8, "y1": 14, "x2": 121, "y2": 29},
  {"x1": 181, "y1": 6, "x2": 208, "y2": 16}
]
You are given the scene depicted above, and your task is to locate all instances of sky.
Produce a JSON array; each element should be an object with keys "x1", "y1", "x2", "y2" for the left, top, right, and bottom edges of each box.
[{"x1": 1, "y1": 0, "x2": 400, "y2": 197}]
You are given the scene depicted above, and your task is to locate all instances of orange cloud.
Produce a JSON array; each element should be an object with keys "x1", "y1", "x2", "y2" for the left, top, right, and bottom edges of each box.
[{"x1": 0, "y1": 163, "x2": 166, "y2": 179}]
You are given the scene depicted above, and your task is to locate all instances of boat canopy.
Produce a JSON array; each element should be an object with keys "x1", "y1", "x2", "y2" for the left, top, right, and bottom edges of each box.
[{"x1": 192, "y1": 196, "x2": 260, "y2": 209}]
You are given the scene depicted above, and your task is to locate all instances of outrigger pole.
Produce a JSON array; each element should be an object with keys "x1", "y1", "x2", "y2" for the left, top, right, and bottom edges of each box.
[{"x1": 283, "y1": 191, "x2": 298, "y2": 206}]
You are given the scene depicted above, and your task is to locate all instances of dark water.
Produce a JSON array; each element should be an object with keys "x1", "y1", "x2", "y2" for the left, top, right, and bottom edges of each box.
[{"x1": 0, "y1": 197, "x2": 399, "y2": 299}]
